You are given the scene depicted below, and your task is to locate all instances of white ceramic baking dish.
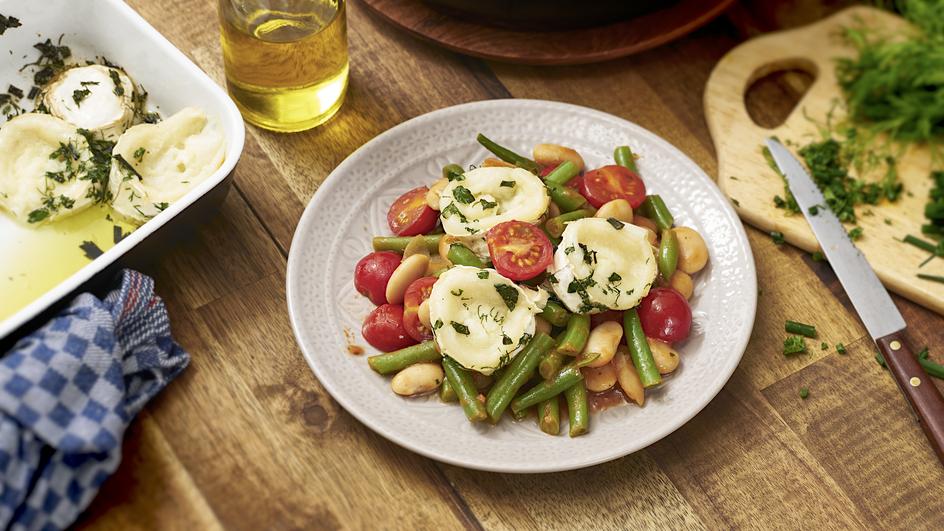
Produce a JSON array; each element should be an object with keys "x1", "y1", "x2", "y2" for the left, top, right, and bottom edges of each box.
[{"x1": 0, "y1": 0, "x2": 245, "y2": 341}]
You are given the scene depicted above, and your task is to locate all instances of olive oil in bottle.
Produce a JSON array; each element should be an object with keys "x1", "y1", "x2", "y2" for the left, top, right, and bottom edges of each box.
[{"x1": 219, "y1": 0, "x2": 348, "y2": 132}]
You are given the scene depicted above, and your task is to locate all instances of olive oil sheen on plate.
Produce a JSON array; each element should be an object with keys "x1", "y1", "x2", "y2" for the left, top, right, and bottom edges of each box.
[{"x1": 219, "y1": 0, "x2": 349, "y2": 132}]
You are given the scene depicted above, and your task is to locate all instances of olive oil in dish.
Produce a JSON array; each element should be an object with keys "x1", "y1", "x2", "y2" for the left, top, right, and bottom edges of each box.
[{"x1": 219, "y1": 0, "x2": 348, "y2": 132}]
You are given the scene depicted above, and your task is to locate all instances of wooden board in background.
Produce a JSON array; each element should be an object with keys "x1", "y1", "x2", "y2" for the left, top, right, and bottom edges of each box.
[{"x1": 705, "y1": 6, "x2": 944, "y2": 315}]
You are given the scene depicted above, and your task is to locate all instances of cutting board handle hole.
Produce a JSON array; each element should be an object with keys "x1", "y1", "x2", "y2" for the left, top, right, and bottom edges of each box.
[{"x1": 744, "y1": 59, "x2": 817, "y2": 129}]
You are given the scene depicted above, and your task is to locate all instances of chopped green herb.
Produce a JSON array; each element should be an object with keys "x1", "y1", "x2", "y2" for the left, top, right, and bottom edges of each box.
[
  {"x1": 917, "y1": 273, "x2": 944, "y2": 284},
  {"x1": 608, "y1": 272, "x2": 622, "y2": 283},
  {"x1": 113, "y1": 153, "x2": 143, "y2": 180},
  {"x1": 848, "y1": 226, "x2": 864, "y2": 240},
  {"x1": 730, "y1": 197, "x2": 740, "y2": 207},
  {"x1": 836, "y1": 343, "x2": 846, "y2": 354},
  {"x1": 499, "y1": 180, "x2": 515, "y2": 188},
  {"x1": 133, "y1": 147, "x2": 146, "y2": 163},
  {"x1": 770, "y1": 231, "x2": 785, "y2": 245},
  {"x1": 783, "y1": 335, "x2": 807, "y2": 356},
  {"x1": 452, "y1": 186, "x2": 474, "y2": 204},
  {"x1": 450, "y1": 288, "x2": 464, "y2": 297},
  {"x1": 0, "y1": 14, "x2": 22, "y2": 35},
  {"x1": 808, "y1": 204, "x2": 821, "y2": 216},
  {"x1": 27, "y1": 208, "x2": 49, "y2": 224},
  {"x1": 433, "y1": 319, "x2": 443, "y2": 330},
  {"x1": 606, "y1": 217, "x2": 624, "y2": 230},
  {"x1": 108, "y1": 68, "x2": 125, "y2": 96},
  {"x1": 450, "y1": 321, "x2": 470, "y2": 335},
  {"x1": 811, "y1": 251, "x2": 826, "y2": 262},
  {"x1": 821, "y1": 341, "x2": 829, "y2": 350},
  {"x1": 477, "y1": 198, "x2": 497, "y2": 210},
  {"x1": 799, "y1": 387, "x2": 809, "y2": 399},
  {"x1": 440, "y1": 203, "x2": 467, "y2": 223},
  {"x1": 494, "y1": 283, "x2": 518, "y2": 311},
  {"x1": 785, "y1": 320, "x2": 817, "y2": 338},
  {"x1": 477, "y1": 271, "x2": 489, "y2": 279},
  {"x1": 502, "y1": 334, "x2": 512, "y2": 345},
  {"x1": 547, "y1": 273, "x2": 557, "y2": 284}
]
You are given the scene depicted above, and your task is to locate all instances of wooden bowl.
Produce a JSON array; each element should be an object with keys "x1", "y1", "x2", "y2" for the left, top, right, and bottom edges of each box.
[{"x1": 422, "y1": 0, "x2": 673, "y2": 30}]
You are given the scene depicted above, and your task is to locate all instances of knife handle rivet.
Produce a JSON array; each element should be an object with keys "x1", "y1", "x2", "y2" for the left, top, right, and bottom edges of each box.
[
  {"x1": 910, "y1": 376, "x2": 921, "y2": 387},
  {"x1": 890, "y1": 340, "x2": 902, "y2": 351}
]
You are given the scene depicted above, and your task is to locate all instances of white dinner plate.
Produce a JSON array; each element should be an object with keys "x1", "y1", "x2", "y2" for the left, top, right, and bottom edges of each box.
[{"x1": 286, "y1": 99, "x2": 756, "y2": 473}]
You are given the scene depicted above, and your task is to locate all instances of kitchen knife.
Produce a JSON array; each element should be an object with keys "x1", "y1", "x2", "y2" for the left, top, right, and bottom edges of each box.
[{"x1": 765, "y1": 138, "x2": 944, "y2": 463}]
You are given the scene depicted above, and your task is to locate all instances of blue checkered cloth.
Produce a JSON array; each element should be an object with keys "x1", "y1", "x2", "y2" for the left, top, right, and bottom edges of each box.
[{"x1": 0, "y1": 269, "x2": 189, "y2": 530}]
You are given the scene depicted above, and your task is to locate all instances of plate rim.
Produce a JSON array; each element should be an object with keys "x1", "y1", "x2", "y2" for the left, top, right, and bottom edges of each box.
[{"x1": 286, "y1": 98, "x2": 757, "y2": 473}]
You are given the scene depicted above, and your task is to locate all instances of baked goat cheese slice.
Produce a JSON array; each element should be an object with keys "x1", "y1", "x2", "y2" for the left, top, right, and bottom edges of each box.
[
  {"x1": 43, "y1": 65, "x2": 135, "y2": 140},
  {"x1": 549, "y1": 217, "x2": 657, "y2": 314},
  {"x1": 109, "y1": 107, "x2": 225, "y2": 223},
  {"x1": 428, "y1": 266, "x2": 548, "y2": 375},
  {"x1": 439, "y1": 166, "x2": 549, "y2": 236},
  {"x1": 0, "y1": 113, "x2": 95, "y2": 224}
]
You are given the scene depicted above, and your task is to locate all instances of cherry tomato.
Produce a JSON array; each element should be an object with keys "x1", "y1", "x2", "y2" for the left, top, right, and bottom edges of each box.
[
  {"x1": 362, "y1": 304, "x2": 418, "y2": 352},
  {"x1": 402, "y1": 276, "x2": 437, "y2": 342},
  {"x1": 486, "y1": 220, "x2": 554, "y2": 281},
  {"x1": 568, "y1": 174, "x2": 585, "y2": 191},
  {"x1": 539, "y1": 164, "x2": 559, "y2": 177},
  {"x1": 582, "y1": 165, "x2": 647, "y2": 209},
  {"x1": 590, "y1": 310, "x2": 623, "y2": 328},
  {"x1": 637, "y1": 287, "x2": 692, "y2": 344},
  {"x1": 387, "y1": 186, "x2": 438, "y2": 236},
  {"x1": 354, "y1": 251, "x2": 401, "y2": 305}
]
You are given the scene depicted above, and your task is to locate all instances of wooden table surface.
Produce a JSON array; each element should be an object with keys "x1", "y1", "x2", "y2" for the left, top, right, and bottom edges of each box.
[{"x1": 76, "y1": 1, "x2": 944, "y2": 529}]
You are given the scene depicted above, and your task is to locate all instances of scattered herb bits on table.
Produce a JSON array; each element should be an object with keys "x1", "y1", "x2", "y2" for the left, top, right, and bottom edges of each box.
[{"x1": 352, "y1": 137, "x2": 710, "y2": 437}]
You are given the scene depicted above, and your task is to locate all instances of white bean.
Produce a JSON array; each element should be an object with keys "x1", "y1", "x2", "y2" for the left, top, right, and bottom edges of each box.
[
  {"x1": 426, "y1": 179, "x2": 448, "y2": 210},
  {"x1": 647, "y1": 338, "x2": 680, "y2": 375},
  {"x1": 482, "y1": 157, "x2": 515, "y2": 168},
  {"x1": 669, "y1": 270, "x2": 693, "y2": 299},
  {"x1": 595, "y1": 199, "x2": 633, "y2": 223},
  {"x1": 418, "y1": 300, "x2": 431, "y2": 328},
  {"x1": 672, "y1": 226, "x2": 708, "y2": 274},
  {"x1": 532, "y1": 143, "x2": 585, "y2": 172},
  {"x1": 385, "y1": 254, "x2": 429, "y2": 305},
  {"x1": 613, "y1": 347, "x2": 645, "y2": 406},
  {"x1": 391, "y1": 363, "x2": 444, "y2": 396},
  {"x1": 583, "y1": 321, "x2": 623, "y2": 368},
  {"x1": 582, "y1": 364, "x2": 617, "y2": 392}
]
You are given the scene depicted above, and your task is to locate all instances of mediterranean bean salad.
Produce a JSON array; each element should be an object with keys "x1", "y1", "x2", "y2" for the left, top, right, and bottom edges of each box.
[{"x1": 351, "y1": 135, "x2": 709, "y2": 437}]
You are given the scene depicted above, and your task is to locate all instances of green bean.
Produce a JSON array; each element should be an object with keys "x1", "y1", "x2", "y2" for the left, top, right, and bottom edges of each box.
[
  {"x1": 543, "y1": 160, "x2": 580, "y2": 186},
  {"x1": 785, "y1": 320, "x2": 817, "y2": 338},
  {"x1": 539, "y1": 300, "x2": 570, "y2": 327},
  {"x1": 485, "y1": 332, "x2": 555, "y2": 422},
  {"x1": 564, "y1": 381, "x2": 589, "y2": 437},
  {"x1": 512, "y1": 406, "x2": 530, "y2": 421},
  {"x1": 556, "y1": 313, "x2": 591, "y2": 356},
  {"x1": 442, "y1": 163, "x2": 465, "y2": 181},
  {"x1": 614, "y1": 145, "x2": 638, "y2": 172},
  {"x1": 439, "y1": 377, "x2": 457, "y2": 402},
  {"x1": 510, "y1": 354, "x2": 597, "y2": 413},
  {"x1": 372, "y1": 235, "x2": 442, "y2": 253},
  {"x1": 442, "y1": 357, "x2": 487, "y2": 422},
  {"x1": 657, "y1": 228, "x2": 679, "y2": 280},
  {"x1": 918, "y1": 348, "x2": 944, "y2": 379},
  {"x1": 368, "y1": 341, "x2": 440, "y2": 375},
  {"x1": 640, "y1": 195, "x2": 674, "y2": 231},
  {"x1": 447, "y1": 243, "x2": 486, "y2": 268},
  {"x1": 537, "y1": 397, "x2": 560, "y2": 435},
  {"x1": 623, "y1": 309, "x2": 661, "y2": 387},
  {"x1": 476, "y1": 133, "x2": 540, "y2": 174},
  {"x1": 539, "y1": 349, "x2": 565, "y2": 380},
  {"x1": 547, "y1": 183, "x2": 589, "y2": 213},
  {"x1": 545, "y1": 209, "x2": 593, "y2": 238}
]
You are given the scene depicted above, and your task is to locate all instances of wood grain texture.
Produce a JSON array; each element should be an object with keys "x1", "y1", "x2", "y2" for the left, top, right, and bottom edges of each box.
[
  {"x1": 76, "y1": 1, "x2": 944, "y2": 529},
  {"x1": 705, "y1": 6, "x2": 944, "y2": 315},
  {"x1": 360, "y1": 0, "x2": 735, "y2": 65}
]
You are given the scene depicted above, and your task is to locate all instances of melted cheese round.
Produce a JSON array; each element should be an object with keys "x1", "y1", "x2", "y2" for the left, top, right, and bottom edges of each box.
[
  {"x1": 0, "y1": 113, "x2": 95, "y2": 224},
  {"x1": 428, "y1": 266, "x2": 548, "y2": 374},
  {"x1": 108, "y1": 107, "x2": 225, "y2": 223},
  {"x1": 44, "y1": 65, "x2": 135, "y2": 141},
  {"x1": 438, "y1": 167, "x2": 549, "y2": 236},
  {"x1": 549, "y1": 218, "x2": 657, "y2": 313}
]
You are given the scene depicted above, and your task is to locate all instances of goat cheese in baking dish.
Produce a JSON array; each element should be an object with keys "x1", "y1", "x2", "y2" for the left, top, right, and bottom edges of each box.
[
  {"x1": 43, "y1": 65, "x2": 135, "y2": 141},
  {"x1": 428, "y1": 265, "x2": 548, "y2": 374}
]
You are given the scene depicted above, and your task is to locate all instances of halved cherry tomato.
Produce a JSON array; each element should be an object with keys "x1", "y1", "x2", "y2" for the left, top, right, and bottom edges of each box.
[
  {"x1": 637, "y1": 287, "x2": 692, "y2": 344},
  {"x1": 539, "y1": 164, "x2": 559, "y2": 178},
  {"x1": 582, "y1": 165, "x2": 647, "y2": 209},
  {"x1": 590, "y1": 310, "x2": 623, "y2": 328},
  {"x1": 387, "y1": 186, "x2": 438, "y2": 236},
  {"x1": 486, "y1": 220, "x2": 553, "y2": 281},
  {"x1": 362, "y1": 304, "x2": 418, "y2": 352},
  {"x1": 354, "y1": 251, "x2": 402, "y2": 305},
  {"x1": 403, "y1": 276, "x2": 437, "y2": 342}
]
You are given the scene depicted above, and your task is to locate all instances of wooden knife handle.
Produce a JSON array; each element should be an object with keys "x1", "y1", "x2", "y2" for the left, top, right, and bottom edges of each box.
[{"x1": 877, "y1": 332, "x2": 944, "y2": 464}]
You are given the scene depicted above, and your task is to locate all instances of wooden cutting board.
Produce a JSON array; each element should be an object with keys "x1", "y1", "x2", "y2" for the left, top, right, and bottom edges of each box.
[{"x1": 705, "y1": 6, "x2": 944, "y2": 315}]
